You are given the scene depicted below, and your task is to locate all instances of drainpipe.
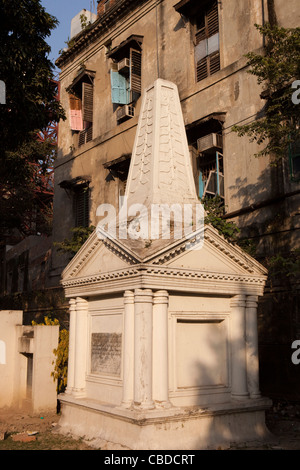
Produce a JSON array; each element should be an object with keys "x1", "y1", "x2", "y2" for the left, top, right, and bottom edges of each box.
[{"x1": 261, "y1": 0, "x2": 265, "y2": 47}]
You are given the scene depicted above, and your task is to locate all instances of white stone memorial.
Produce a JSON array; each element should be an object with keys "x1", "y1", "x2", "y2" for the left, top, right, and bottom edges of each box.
[{"x1": 58, "y1": 79, "x2": 271, "y2": 449}]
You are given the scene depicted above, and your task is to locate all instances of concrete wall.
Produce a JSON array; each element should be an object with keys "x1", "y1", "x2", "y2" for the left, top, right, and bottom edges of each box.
[
  {"x1": 0, "y1": 311, "x2": 23, "y2": 408},
  {"x1": 0, "y1": 311, "x2": 59, "y2": 412}
]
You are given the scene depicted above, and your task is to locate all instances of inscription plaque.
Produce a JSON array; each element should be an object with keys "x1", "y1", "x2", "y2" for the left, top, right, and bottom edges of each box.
[{"x1": 91, "y1": 333, "x2": 122, "y2": 376}]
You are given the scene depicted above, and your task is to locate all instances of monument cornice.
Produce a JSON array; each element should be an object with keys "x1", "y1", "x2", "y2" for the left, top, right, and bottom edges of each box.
[{"x1": 61, "y1": 263, "x2": 267, "y2": 298}]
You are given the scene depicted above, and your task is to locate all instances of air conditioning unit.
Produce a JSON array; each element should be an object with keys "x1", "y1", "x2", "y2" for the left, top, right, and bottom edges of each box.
[
  {"x1": 118, "y1": 58, "x2": 130, "y2": 74},
  {"x1": 117, "y1": 105, "x2": 135, "y2": 122},
  {"x1": 197, "y1": 133, "x2": 223, "y2": 153}
]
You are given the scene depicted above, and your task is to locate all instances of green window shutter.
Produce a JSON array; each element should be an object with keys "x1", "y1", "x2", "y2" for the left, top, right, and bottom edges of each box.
[{"x1": 111, "y1": 70, "x2": 130, "y2": 105}]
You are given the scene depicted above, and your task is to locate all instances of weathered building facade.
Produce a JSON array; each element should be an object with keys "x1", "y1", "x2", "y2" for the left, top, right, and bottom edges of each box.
[
  {"x1": 54, "y1": 0, "x2": 300, "y2": 265},
  {"x1": 52, "y1": 0, "x2": 299, "y2": 400}
]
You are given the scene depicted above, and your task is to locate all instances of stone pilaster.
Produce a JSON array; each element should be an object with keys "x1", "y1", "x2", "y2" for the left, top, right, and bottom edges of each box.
[
  {"x1": 230, "y1": 295, "x2": 249, "y2": 400},
  {"x1": 121, "y1": 290, "x2": 135, "y2": 408},
  {"x1": 65, "y1": 298, "x2": 76, "y2": 395},
  {"x1": 133, "y1": 289, "x2": 154, "y2": 409},
  {"x1": 73, "y1": 297, "x2": 88, "y2": 397},
  {"x1": 246, "y1": 296, "x2": 261, "y2": 398},
  {"x1": 153, "y1": 290, "x2": 170, "y2": 408}
]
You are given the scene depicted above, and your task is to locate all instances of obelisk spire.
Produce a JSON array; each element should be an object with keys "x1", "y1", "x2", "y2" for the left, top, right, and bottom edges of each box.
[
  {"x1": 97, "y1": 79, "x2": 203, "y2": 253},
  {"x1": 125, "y1": 79, "x2": 199, "y2": 208}
]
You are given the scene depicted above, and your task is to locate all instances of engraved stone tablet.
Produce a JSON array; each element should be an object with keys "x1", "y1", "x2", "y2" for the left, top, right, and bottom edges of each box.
[{"x1": 91, "y1": 333, "x2": 122, "y2": 376}]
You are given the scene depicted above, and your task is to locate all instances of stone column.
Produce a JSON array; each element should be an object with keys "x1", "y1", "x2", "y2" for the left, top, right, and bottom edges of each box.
[
  {"x1": 133, "y1": 289, "x2": 154, "y2": 409},
  {"x1": 153, "y1": 290, "x2": 170, "y2": 407},
  {"x1": 246, "y1": 296, "x2": 261, "y2": 398},
  {"x1": 230, "y1": 295, "x2": 249, "y2": 400},
  {"x1": 73, "y1": 297, "x2": 88, "y2": 397},
  {"x1": 65, "y1": 298, "x2": 76, "y2": 394},
  {"x1": 121, "y1": 291, "x2": 135, "y2": 408}
]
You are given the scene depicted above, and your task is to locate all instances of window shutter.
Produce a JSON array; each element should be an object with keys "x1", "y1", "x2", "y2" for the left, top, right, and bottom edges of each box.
[
  {"x1": 75, "y1": 185, "x2": 89, "y2": 227},
  {"x1": 207, "y1": 1, "x2": 219, "y2": 37},
  {"x1": 197, "y1": 58, "x2": 208, "y2": 81},
  {"x1": 70, "y1": 110, "x2": 84, "y2": 131},
  {"x1": 111, "y1": 70, "x2": 130, "y2": 105},
  {"x1": 78, "y1": 126, "x2": 93, "y2": 147},
  {"x1": 195, "y1": 1, "x2": 220, "y2": 82},
  {"x1": 86, "y1": 125, "x2": 93, "y2": 143},
  {"x1": 69, "y1": 93, "x2": 81, "y2": 110},
  {"x1": 69, "y1": 93, "x2": 83, "y2": 131},
  {"x1": 209, "y1": 51, "x2": 220, "y2": 75},
  {"x1": 130, "y1": 48, "x2": 142, "y2": 96},
  {"x1": 82, "y1": 82, "x2": 94, "y2": 123},
  {"x1": 195, "y1": 27, "x2": 206, "y2": 45},
  {"x1": 78, "y1": 130, "x2": 86, "y2": 147}
]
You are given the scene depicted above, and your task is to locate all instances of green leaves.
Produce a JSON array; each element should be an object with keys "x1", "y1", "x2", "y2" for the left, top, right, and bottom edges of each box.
[
  {"x1": 54, "y1": 226, "x2": 96, "y2": 257},
  {"x1": 232, "y1": 23, "x2": 300, "y2": 163},
  {"x1": 0, "y1": 1, "x2": 66, "y2": 239},
  {"x1": 203, "y1": 196, "x2": 240, "y2": 243},
  {"x1": 0, "y1": 0, "x2": 65, "y2": 155}
]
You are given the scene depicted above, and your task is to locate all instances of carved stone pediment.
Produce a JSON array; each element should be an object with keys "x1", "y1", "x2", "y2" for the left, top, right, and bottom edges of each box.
[{"x1": 61, "y1": 222, "x2": 267, "y2": 285}]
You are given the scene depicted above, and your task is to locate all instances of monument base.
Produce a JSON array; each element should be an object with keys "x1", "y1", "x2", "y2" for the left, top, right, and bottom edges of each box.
[{"x1": 57, "y1": 394, "x2": 272, "y2": 450}]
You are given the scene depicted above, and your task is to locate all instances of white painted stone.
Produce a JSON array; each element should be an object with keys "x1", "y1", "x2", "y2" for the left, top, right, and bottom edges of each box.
[{"x1": 126, "y1": 79, "x2": 199, "y2": 208}]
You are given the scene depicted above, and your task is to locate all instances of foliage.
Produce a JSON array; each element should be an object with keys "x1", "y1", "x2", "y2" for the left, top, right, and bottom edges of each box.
[
  {"x1": 0, "y1": 0, "x2": 65, "y2": 154},
  {"x1": 32, "y1": 315, "x2": 69, "y2": 393},
  {"x1": 266, "y1": 250, "x2": 300, "y2": 281},
  {"x1": 203, "y1": 196, "x2": 240, "y2": 243},
  {"x1": 32, "y1": 315, "x2": 59, "y2": 327},
  {"x1": 52, "y1": 328, "x2": 69, "y2": 393},
  {"x1": 54, "y1": 226, "x2": 96, "y2": 257},
  {"x1": 80, "y1": 13, "x2": 90, "y2": 30},
  {"x1": 0, "y1": 135, "x2": 56, "y2": 237},
  {"x1": 0, "y1": 0, "x2": 66, "y2": 239},
  {"x1": 232, "y1": 23, "x2": 300, "y2": 163}
]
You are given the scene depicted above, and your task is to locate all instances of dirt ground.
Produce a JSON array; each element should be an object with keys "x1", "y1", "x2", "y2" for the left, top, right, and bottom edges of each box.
[{"x1": 0, "y1": 401, "x2": 299, "y2": 450}]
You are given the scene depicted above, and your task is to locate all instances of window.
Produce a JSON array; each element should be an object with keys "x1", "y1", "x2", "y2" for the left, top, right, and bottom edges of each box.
[
  {"x1": 289, "y1": 140, "x2": 300, "y2": 182},
  {"x1": 108, "y1": 35, "x2": 143, "y2": 122},
  {"x1": 59, "y1": 177, "x2": 91, "y2": 228},
  {"x1": 198, "y1": 147, "x2": 224, "y2": 200},
  {"x1": 68, "y1": 69, "x2": 95, "y2": 146},
  {"x1": 74, "y1": 183, "x2": 90, "y2": 227},
  {"x1": 194, "y1": 1, "x2": 220, "y2": 82},
  {"x1": 103, "y1": 154, "x2": 131, "y2": 209},
  {"x1": 174, "y1": 0, "x2": 220, "y2": 83},
  {"x1": 186, "y1": 116, "x2": 224, "y2": 200}
]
